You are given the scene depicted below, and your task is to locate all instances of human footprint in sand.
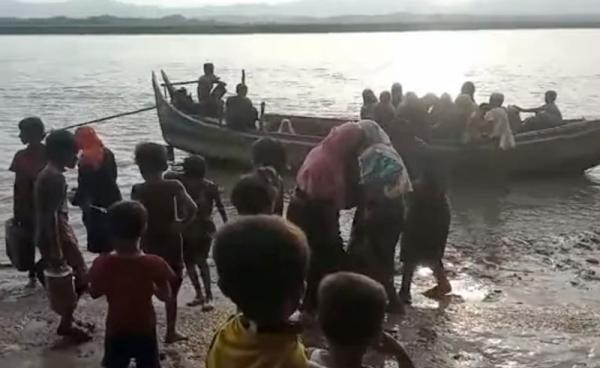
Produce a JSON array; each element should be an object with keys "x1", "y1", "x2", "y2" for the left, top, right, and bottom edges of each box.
[{"x1": 399, "y1": 158, "x2": 452, "y2": 303}]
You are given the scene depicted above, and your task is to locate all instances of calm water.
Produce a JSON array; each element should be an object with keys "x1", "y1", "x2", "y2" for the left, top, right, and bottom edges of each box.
[{"x1": 1, "y1": 30, "x2": 600, "y2": 367}]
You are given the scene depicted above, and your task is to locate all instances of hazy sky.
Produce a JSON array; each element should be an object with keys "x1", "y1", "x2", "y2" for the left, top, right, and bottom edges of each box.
[{"x1": 23, "y1": 0, "x2": 292, "y2": 5}]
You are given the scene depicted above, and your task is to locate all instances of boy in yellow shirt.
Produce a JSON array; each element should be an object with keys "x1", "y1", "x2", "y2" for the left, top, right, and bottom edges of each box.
[{"x1": 206, "y1": 215, "x2": 313, "y2": 368}]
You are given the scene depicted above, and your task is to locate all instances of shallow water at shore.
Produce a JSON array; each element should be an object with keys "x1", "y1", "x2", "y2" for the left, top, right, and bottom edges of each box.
[{"x1": 1, "y1": 30, "x2": 600, "y2": 367}]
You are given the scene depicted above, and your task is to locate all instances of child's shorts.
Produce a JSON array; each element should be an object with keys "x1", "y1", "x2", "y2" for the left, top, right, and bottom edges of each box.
[{"x1": 103, "y1": 331, "x2": 160, "y2": 368}]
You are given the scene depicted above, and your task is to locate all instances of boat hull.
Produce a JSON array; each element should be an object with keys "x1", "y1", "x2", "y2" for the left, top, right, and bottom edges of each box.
[{"x1": 153, "y1": 71, "x2": 600, "y2": 176}]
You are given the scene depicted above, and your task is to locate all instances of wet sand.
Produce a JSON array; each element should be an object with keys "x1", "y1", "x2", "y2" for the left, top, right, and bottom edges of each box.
[{"x1": 1, "y1": 170, "x2": 600, "y2": 367}]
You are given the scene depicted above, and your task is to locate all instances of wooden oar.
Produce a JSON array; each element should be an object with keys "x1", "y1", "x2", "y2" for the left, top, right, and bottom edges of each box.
[
  {"x1": 60, "y1": 105, "x2": 157, "y2": 131},
  {"x1": 161, "y1": 80, "x2": 198, "y2": 87}
]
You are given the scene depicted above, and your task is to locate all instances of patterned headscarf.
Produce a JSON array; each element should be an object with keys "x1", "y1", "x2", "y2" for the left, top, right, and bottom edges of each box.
[{"x1": 357, "y1": 120, "x2": 412, "y2": 198}]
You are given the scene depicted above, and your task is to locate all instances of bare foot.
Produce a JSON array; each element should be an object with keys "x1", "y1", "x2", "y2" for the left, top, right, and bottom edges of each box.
[
  {"x1": 186, "y1": 297, "x2": 204, "y2": 307},
  {"x1": 57, "y1": 326, "x2": 92, "y2": 343},
  {"x1": 165, "y1": 331, "x2": 188, "y2": 344},
  {"x1": 398, "y1": 291, "x2": 412, "y2": 305},
  {"x1": 423, "y1": 284, "x2": 452, "y2": 300},
  {"x1": 202, "y1": 299, "x2": 215, "y2": 312},
  {"x1": 386, "y1": 301, "x2": 405, "y2": 315}
]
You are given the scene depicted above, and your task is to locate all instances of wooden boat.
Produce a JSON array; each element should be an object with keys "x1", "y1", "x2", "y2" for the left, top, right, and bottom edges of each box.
[{"x1": 153, "y1": 71, "x2": 600, "y2": 175}]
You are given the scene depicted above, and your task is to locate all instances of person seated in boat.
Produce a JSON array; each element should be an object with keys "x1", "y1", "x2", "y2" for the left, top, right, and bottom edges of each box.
[
  {"x1": 484, "y1": 93, "x2": 516, "y2": 150},
  {"x1": 513, "y1": 90, "x2": 563, "y2": 132},
  {"x1": 433, "y1": 94, "x2": 476, "y2": 142},
  {"x1": 421, "y1": 93, "x2": 439, "y2": 114},
  {"x1": 391, "y1": 83, "x2": 403, "y2": 109},
  {"x1": 197, "y1": 63, "x2": 226, "y2": 117},
  {"x1": 430, "y1": 93, "x2": 453, "y2": 125},
  {"x1": 172, "y1": 87, "x2": 194, "y2": 111},
  {"x1": 373, "y1": 91, "x2": 396, "y2": 128},
  {"x1": 225, "y1": 83, "x2": 258, "y2": 131},
  {"x1": 461, "y1": 81, "x2": 477, "y2": 104},
  {"x1": 465, "y1": 102, "x2": 491, "y2": 142},
  {"x1": 360, "y1": 89, "x2": 378, "y2": 120},
  {"x1": 396, "y1": 92, "x2": 431, "y2": 142}
]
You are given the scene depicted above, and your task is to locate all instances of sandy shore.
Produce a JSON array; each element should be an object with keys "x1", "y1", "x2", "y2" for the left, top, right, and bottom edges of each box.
[{"x1": 1, "y1": 224, "x2": 599, "y2": 368}]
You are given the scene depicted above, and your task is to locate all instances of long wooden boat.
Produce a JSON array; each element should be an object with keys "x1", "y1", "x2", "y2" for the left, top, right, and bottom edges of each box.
[{"x1": 153, "y1": 71, "x2": 600, "y2": 175}]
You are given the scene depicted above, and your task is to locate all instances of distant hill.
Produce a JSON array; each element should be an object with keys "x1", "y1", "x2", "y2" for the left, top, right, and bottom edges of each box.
[
  {"x1": 3, "y1": 0, "x2": 600, "y2": 19},
  {"x1": 2, "y1": 14, "x2": 600, "y2": 35}
]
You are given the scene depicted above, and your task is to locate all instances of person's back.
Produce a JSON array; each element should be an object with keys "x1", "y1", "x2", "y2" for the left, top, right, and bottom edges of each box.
[
  {"x1": 91, "y1": 253, "x2": 173, "y2": 335},
  {"x1": 89, "y1": 201, "x2": 174, "y2": 368},
  {"x1": 226, "y1": 84, "x2": 258, "y2": 130},
  {"x1": 131, "y1": 180, "x2": 182, "y2": 256},
  {"x1": 252, "y1": 137, "x2": 287, "y2": 215},
  {"x1": 207, "y1": 216, "x2": 311, "y2": 368},
  {"x1": 374, "y1": 91, "x2": 396, "y2": 127}
]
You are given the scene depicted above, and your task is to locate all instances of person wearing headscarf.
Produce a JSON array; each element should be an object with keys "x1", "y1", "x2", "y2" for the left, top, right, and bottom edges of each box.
[
  {"x1": 360, "y1": 89, "x2": 378, "y2": 120},
  {"x1": 461, "y1": 81, "x2": 477, "y2": 104},
  {"x1": 420, "y1": 93, "x2": 439, "y2": 114},
  {"x1": 396, "y1": 92, "x2": 431, "y2": 143},
  {"x1": 287, "y1": 122, "x2": 365, "y2": 314},
  {"x1": 347, "y1": 120, "x2": 412, "y2": 314},
  {"x1": 391, "y1": 83, "x2": 404, "y2": 109},
  {"x1": 373, "y1": 91, "x2": 396, "y2": 129},
  {"x1": 433, "y1": 94, "x2": 477, "y2": 142},
  {"x1": 72, "y1": 127, "x2": 122, "y2": 254},
  {"x1": 485, "y1": 93, "x2": 516, "y2": 150}
]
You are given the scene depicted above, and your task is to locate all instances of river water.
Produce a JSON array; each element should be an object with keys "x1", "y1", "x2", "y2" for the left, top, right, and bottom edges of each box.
[{"x1": 0, "y1": 30, "x2": 600, "y2": 367}]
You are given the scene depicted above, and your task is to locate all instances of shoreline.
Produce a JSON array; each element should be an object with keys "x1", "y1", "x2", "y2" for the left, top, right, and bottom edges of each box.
[{"x1": 2, "y1": 22, "x2": 600, "y2": 35}]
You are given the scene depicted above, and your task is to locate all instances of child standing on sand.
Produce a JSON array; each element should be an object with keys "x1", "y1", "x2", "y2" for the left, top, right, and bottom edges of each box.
[
  {"x1": 313, "y1": 272, "x2": 415, "y2": 368},
  {"x1": 9, "y1": 117, "x2": 47, "y2": 287},
  {"x1": 251, "y1": 137, "x2": 287, "y2": 215},
  {"x1": 207, "y1": 215, "x2": 314, "y2": 368},
  {"x1": 231, "y1": 170, "x2": 278, "y2": 215},
  {"x1": 166, "y1": 155, "x2": 227, "y2": 310},
  {"x1": 131, "y1": 143, "x2": 197, "y2": 343},
  {"x1": 89, "y1": 201, "x2": 175, "y2": 368}
]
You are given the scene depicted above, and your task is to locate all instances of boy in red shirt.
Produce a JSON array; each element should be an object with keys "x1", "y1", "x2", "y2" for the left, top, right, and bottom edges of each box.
[{"x1": 89, "y1": 201, "x2": 175, "y2": 368}]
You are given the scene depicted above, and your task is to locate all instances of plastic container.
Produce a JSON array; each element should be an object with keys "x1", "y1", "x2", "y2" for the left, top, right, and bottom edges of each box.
[{"x1": 44, "y1": 267, "x2": 77, "y2": 317}]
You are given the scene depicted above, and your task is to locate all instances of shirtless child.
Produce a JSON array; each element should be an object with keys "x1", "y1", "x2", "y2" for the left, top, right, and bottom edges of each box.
[
  {"x1": 34, "y1": 130, "x2": 90, "y2": 341},
  {"x1": 166, "y1": 155, "x2": 227, "y2": 310},
  {"x1": 131, "y1": 143, "x2": 197, "y2": 343}
]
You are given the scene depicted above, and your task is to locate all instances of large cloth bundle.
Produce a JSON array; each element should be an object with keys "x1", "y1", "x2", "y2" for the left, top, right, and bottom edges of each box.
[{"x1": 5, "y1": 218, "x2": 35, "y2": 272}]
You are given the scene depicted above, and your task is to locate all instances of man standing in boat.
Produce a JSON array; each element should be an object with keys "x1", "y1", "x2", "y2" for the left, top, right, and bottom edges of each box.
[{"x1": 197, "y1": 63, "x2": 226, "y2": 117}]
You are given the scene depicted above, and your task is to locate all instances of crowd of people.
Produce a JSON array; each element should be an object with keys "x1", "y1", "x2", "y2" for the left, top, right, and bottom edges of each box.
[
  {"x1": 361, "y1": 81, "x2": 563, "y2": 150},
  {"x1": 9, "y1": 111, "x2": 448, "y2": 367},
  {"x1": 172, "y1": 63, "x2": 260, "y2": 131},
  {"x1": 7, "y1": 79, "x2": 566, "y2": 367}
]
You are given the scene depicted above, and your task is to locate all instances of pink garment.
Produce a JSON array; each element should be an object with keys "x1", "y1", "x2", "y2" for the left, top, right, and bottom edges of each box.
[{"x1": 296, "y1": 122, "x2": 364, "y2": 209}]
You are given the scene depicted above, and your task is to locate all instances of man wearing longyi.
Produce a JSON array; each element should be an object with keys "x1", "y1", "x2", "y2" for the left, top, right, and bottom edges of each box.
[{"x1": 34, "y1": 130, "x2": 91, "y2": 342}]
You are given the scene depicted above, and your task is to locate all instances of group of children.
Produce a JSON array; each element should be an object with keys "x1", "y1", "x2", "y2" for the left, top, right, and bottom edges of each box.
[{"x1": 8, "y1": 113, "x2": 456, "y2": 367}]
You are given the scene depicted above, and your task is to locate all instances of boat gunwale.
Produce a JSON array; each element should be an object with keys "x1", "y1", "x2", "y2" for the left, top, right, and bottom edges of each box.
[
  {"x1": 154, "y1": 70, "x2": 600, "y2": 153},
  {"x1": 153, "y1": 71, "x2": 322, "y2": 147}
]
